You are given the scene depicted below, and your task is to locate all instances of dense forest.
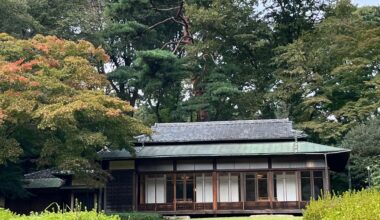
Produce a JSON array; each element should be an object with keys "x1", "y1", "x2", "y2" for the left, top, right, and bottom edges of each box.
[{"x1": 0, "y1": 0, "x2": 379, "y2": 197}]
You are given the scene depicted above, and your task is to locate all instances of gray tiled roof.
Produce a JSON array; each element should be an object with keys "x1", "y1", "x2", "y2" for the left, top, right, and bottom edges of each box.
[
  {"x1": 137, "y1": 119, "x2": 306, "y2": 143},
  {"x1": 24, "y1": 169, "x2": 65, "y2": 189},
  {"x1": 24, "y1": 169, "x2": 57, "y2": 179}
]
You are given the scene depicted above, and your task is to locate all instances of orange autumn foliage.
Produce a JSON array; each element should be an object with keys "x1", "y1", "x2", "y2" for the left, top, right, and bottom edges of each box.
[{"x1": 0, "y1": 33, "x2": 150, "y2": 184}]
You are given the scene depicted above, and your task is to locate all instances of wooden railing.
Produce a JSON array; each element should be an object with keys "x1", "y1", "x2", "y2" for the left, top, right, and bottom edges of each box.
[
  {"x1": 138, "y1": 202, "x2": 212, "y2": 212},
  {"x1": 138, "y1": 201, "x2": 306, "y2": 212},
  {"x1": 244, "y1": 201, "x2": 271, "y2": 210}
]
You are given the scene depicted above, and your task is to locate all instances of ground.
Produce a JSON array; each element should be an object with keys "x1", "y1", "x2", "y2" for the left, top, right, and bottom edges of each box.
[{"x1": 192, "y1": 216, "x2": 302, "y2": 220}]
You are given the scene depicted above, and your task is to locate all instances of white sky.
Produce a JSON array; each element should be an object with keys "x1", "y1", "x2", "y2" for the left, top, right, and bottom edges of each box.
[{"x1": 353, "y1": 0, "x2": 380, "y2": 6}]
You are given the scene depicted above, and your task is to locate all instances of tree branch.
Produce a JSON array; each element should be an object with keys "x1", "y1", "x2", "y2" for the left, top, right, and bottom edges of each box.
[
  {"x1": 109, "y1": 81, "x2": 120, "y2": 94},
  {"x1": 145, "y1": 17, "x2": 176, "y2": 32}
]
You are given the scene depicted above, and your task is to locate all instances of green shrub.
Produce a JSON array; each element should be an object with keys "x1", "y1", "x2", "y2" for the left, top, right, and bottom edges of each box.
[
  {"x1": 0, "y1": 208, "x2": 15, "y2": 220},
  {"x1": 114, "y1": 212, "x2": 164, "y2": 220},
  {"x1": 303, "y1": 189, "x2": 380, "y2": 220},
  {"x1": 0, "y1": 208, "x2": 120, "y2": 220}
]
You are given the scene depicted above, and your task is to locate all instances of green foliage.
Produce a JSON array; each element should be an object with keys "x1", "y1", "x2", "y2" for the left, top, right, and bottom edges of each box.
[
  {"x1": 273, "y1": 1, "x2": 380, "y2": 143},
  {"x1": 134, "y1": 49, "x2": 190, "y2": 122},
  {"x1": 0, "y1": 0, "x2": 41, "y2": 38},
  {"x1": 303, "y1": 189, "x2": 380, "y2": 220},
  {"x1": 263, "y1": 0, "x2": 327, "y2": 45},
  {"x1": 114, "y1": 212, "x2": 163, "y2": 220},
  {"x1": 0, "y1": 0, "x2": 103, "y2": 41},
  {"x1": 0, "y1": 34, "x2": 149, "y2": 196},
  {"x1": 0, "y1": 208, "x2": 120, "y2": 220},
  {"x1": 0, "y1": 164, "x2": 29, "y2": 199},
  {"x1": 341, "y1": 117, "x2": 380, "y2": 189},
  {"x1": 185, "y1": 0, "x2": 275, "y2": 120},
  {"x1": 28, "y1": 0, "x2": 104, "y2": 42},
  {"x1": 102, "y1": 0, "x2": 184, "y2": 105}
]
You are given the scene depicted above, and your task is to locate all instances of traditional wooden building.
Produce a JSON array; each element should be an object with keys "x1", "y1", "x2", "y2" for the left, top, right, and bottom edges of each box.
[
  {"x1": 5, "y1": 169, "x2": 100, "y2": 214},
  {"x1": 5, "y1": 119, "x2": 349, "y2": 215},
  {"x1": 99, "y1": 119, "x2": 350, "y2": 215}
]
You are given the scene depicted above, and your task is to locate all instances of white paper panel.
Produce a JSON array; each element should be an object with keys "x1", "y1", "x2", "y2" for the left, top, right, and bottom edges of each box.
[
  {"x1": 219, "y1": 175, "x2": 229, "y2": 202},
  {"x1": 276, "y1": 174, "x2": 285, "y2": 201},
  {"x1": 230, "y1": 175, "x2": 239, "y2": 202},
  {"x1": 196, "y1": 176, "x2": 204, "y2": 202},
  {"x1": 156, "y1": 176, "x2": 166, "y2": 203},
  {"x1": 275, "y1": 173, "x2": 297, "y2": 201},
  {"x1": 145, "y1": 177, "x2": 156, "y2": 204},
  {"x1": 285, "y1": 173, "x2": 297, "y2": 201},
  {"x1": 204, "y1": 176, "x2": 213, "y2": 202}
]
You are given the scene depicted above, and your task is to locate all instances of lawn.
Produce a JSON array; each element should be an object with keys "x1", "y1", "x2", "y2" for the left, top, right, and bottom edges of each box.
[{"x1": 192, "y1": 216, "x2": 302, "y2": 220}]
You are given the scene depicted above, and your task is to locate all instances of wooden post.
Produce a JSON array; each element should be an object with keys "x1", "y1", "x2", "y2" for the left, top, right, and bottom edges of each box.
[
  {"x1": 173, "y1": 173, "x2": 177, "y2": 211},
  {"x1": 70, "y1": 192, "x2": 74, "y2": 210},
  {"x1": 268, "y1": 172, "x2": 273, "y2": 209},
  {"x1": 98, "y1": 188, "x2": 102, "y2": 211},
  {"x1": 240, "y1": 173, "x2": 245, "y2": 210},
  {"x1": 296, "y1": 171, "x2": 301, "y2": 209},
  {"x1": 212, "y1": 171, "x2": 217, "y2": 211},
  {"x1": 94, "y1": 191, "x2": 97, "y2": 211},
  {"x1": 133, "y1": 171, "x2": 137, "y2": 211},
  {"x1": 324, "y1": 154, "x2": 330, "y2": 192}
]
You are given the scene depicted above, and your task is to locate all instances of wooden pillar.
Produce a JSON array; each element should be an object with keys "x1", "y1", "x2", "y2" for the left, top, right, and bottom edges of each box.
[
  {"x1": 104, "y1": 185, "x2": 107, "y2": 212},
  {"x1": 212, "y1": 171, "x2": 217, "y2": 211},
  {"x1": 94, "y1": 191, "x2": 98, "y2": 211},
  {"x1": 133, "y1": 171, "x2": 137, "y2": 211},
  {"x1": 268, "y1": 172, "x2": 273, "y2": 209},
  {"x1": 173, "y1": 173, "x2": 177, "y2": 211},
  {"x1": 240, "y1": 173, "x2": 245, "y2": 210},
  {"x1": 324, "y1": 154, "x2": 330, "y2": 192},
  {"x1": 296, "y1": 171, "x2": 301, "y2": 209},
  {"x1": 70, "y1": 192, "x2": 74, "y2": 210},
  {"x1": 98, "y1": 188, "x2": 103, "y2": 211}
]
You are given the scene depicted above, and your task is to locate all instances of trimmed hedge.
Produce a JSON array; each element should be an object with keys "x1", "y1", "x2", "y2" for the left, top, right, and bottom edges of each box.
[
  {"x1": 113, "y1": 212, "x2": 164, "y2": 220},
  {"x1": 0, "y1": 208, "x2": 120, "y2": 220},
  {"x1": 303, "y1": 189, "x2": 380, "y2": 220}
]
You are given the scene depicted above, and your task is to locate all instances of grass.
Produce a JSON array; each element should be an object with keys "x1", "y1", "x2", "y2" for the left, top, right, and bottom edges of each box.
[{"x1": 192, "y1": 216, "x2": 302, "y2": 220}]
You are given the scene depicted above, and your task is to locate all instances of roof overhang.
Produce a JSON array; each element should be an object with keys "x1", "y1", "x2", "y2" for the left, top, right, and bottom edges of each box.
[{"x1": 99, "y1": 141, "x2": 350, "y2": 171}]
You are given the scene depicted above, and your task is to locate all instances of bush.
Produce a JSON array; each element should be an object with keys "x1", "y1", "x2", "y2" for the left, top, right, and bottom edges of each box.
[
  {"x1": 114, "y1": 212, "x2": 164, "y2": 220},
  {"x1": 0, "y1": 208, "x2": 120, "y2": 220},
  {"x1": 303, "y1": 189, "x2": 380, "y2": 220}
]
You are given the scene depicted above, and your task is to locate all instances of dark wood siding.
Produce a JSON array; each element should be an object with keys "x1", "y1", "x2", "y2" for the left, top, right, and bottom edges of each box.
[
  {"x1": 5, "y1": 189, "x2": 70, "y2": 214},
  {"x1": 106, "y1": 170, "x2": 134, "y2": 212}
]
